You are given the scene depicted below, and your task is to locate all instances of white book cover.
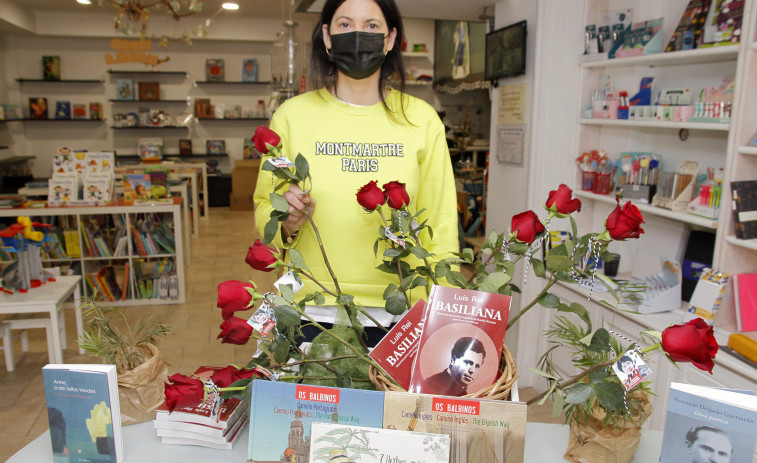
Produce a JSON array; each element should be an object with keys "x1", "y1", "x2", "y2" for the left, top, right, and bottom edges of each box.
[
  {"x1": 48, "y1": 172, "x2": 79, "y2": 205},
  {"x1": 85, "y1": 152, "x2": 115, "y2": 174},
  {"x1": 309, "y1": 422, "x2": 450, "y2": 463},
  {"x1": 660, "y1": 382, "x2": 757, "y2": 463},
  {"x1": 83, "y1": 172, "x2": 114, "y2": 203}
]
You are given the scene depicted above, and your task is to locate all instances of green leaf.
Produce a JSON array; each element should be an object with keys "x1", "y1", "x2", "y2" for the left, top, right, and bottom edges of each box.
[
  {"x1": 336, "y1": 371, "x2": 352, "y2": 389},
  {"x1": 570, "y1": 216, "x2": 578, "y2": 242},
  {"x1": 545, "y1": 254, "x2": 574, "y2": 272},
  {"x1": 273, "y1": 336, "x2": 290, "y2": 364},
  {"x1": 270, "y1": 192, "x2": 289, "y2": 213},
  {"x1": 509, "y1": 242, "x2": 529, "y2": 254},
  {"x1": 588, "y1": 328, "x2": 611, "y2": 353},
  {"x1": 263, "y1": 216, "x2": 279, "y2": 244},
  {"x1": 384, "y1": 290, "x2": 407, "y2": 315},
  {"x1": 478, "y1": 272, "x2": 512, "y2": 293},
  {"x1": 337, "y1": 294, "x2": 354, "y2": 306},
  {"x1": 461, "y1": 247, "x2": 475, "y2": 263},
  {"x1": 294, "y1": 153, "x2": 309, "y2": 182},
  {"x1": 531, "y1": 257, "x2": 546, "y2": 278},
  {"x1": 279, "y1": 284, "x2": 294, "y2": 302},
  {"x1": 538, "y1": 292, "x2": 560, "y2": 309},
  {"x1": 384, "y1": 248, "x2": 404, "y2": 258},
  {"x1": 409, "y1": 246, "x2": 431, "y2": 259},
  {"x1": 410, "y1": 276, "x2": 428, "y2": 289},
  {"x1": 445, "y1": 271, "x2": 469, "y2": 289},
  {"x1": 289, "y1": 248, "x2": 309, "y2": 271},
  {"x1": 434, "y1": 261, "x2": 450, "y2": 278},
  {"x1": 589, "y1": 368, "x2": 609, "y2": 384},
  {"x1": 383, "y1": 283, "x2": 399, "y2": 299},
  {"x1": 556, "y1": 302, "x2": 591, "y2": 330},
  {"x1": 594, "y1": 382, "x2": 626, "y2": 411},
  {"x1": 376, "y1": 262, "x2": 396, "y2": 274},
  {"x1": 314, "y1": 293, "x2": 325, "y2": 305},
  {"x1": 565, "y1": 382, "x2": 592, "y2": 404},
  {"x1": 552, "y1": 390, "x2": 565, "y2": 417},
  {"x1": 526, "y1": 367, "x2": 558, "y2": 380},
  {"x1": 272, "y1": 304, "x2": 300, "y2": 327}
]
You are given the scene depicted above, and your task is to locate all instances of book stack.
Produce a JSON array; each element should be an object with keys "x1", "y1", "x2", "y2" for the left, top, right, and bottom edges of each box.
[{"x1": 154, "y1": 397, "x2": 250, "y2": 450}]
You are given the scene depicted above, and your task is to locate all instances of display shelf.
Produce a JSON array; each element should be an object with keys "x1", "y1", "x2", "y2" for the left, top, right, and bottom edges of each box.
[
  {"x1": 581, "y1": 45, "x2": 740, "y2": 68},
  {"x1": 406, "y1": 81, "x2": 433, "y2": 86},
  {"x1": 194, "y1": 80, "x2": 271, "y2": 85},
  {"x1": 116, "y1": 153, "x2": 228, "y2": 161},
  {"x1": 19, "y1": 118, "x2": 105, "y2": 122},
  {"x1": 574, "y1": 190, "x2": 718, "y2": 229},
  {"x1": 111, "y1": 125, "x2": 189, "y2": 130},
  {"x1": 16, "y1": 78, "x2": 103, "y2": 83},
  {"x1": 725, "y1": 234, "x2": 757, "y2": 251},
  {"x1": 196, "y1": 117, "x2": 269, "y2": 122},
  {"x1": 0, "y1": 156, "x2": 34, "y2": 165},
  {"x1": 737, "y1": 145, "x2": 757, "y2": 155},
  {"x1": 402, "y1": 51, "x2": 431, "y2": 58},
  {"x1": 578, "y1": 118, "x2": 730, "y2": 131},
  {"x1": 0, "y1": 146, "x2": 8, "y2": 150},
  {"x1": 108, "y1": 70, "x2": 187, "y2": 76},
  {"x1": 109, "y1": 99, "x2": 189, "y2": 103}
]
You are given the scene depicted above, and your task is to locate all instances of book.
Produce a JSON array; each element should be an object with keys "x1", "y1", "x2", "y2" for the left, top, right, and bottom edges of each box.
[
  {"x1": 123, "y1": 173, "x2": 150, "y2": 203},
  {"x1": 369, "y1": 299, "x2": 425, "y2": 390},
  {"x1": 205, "y1": 58, "x2": 225, "y2": 82},
  {"x1": 248, "y1": 380, "x2": 385, "y2": 463},
  {"x1": 242, "y1": 138, "x2": 258, "y2": 159},
  {"x1": 48, "y1": 172, "x2": 79, "y2": 205},
  {"x1": 310, "y1": 421, "x2": 450, "y2": 463},
  {"x1": 382, "y1": 390, "x2": 527, "y2": 463},
  {"x1": 408, "y1": 285, "x2": 511, "y2": 397},
  {"x1": 42, "y1": 55, "x2": 61, "y2": 80},
  {"x1": 147, "y1": 168, "x2": 169, "y2": 198},
  {"x1": 727, "y1": 332, "x2": 757, "y2": 364},
  {"x1": 660, "y1": 382, "x2": 757, "y2": 463},
  {"x1": 156, "y1": 413, "x2": 248, "y2": 444},
  {"x1": 138, "y1": 81, "x2": 159, "y2": 101},
  {"x1": 195, "y1": 98, "x2": 212, "y2": 119},
  {"x1": 160, "y1": 419, "x2": 247, "y2": 450},
  {"x1": 206, "y1": 139, "x2": 226, "y2": 155},
  {"x1": 664, "y1": 0, "x2": 712, "y2": 52},
  {"x1": 73, "y1": 103, "x2": 87, "y2": 119},
  {"x1": 90, "y1": 102, "x2": 103, "y2": 120},
  {"x1": 179, "y1": 138, "x2": 193, "y2": 155},
  {"x1": 42, "y1": 364, "x2": 124, "y2": 463},
  {"x1": 116, "y1": 79, "x2": 134, "y2": 100},
  {"x1": 83, "y1": 172, "x2": 113, "y2": 203},
  {"x1": 733, "y1": 273, "x2": 757, "y2": 331},
  {"x1": 55, "y1": 101, "x2": 71, "y2": 119},
  {"x1": 242, "y1": 58, "x2": 258, "y2": 82},
  {"x1": 137, "y1": 137, "x2": 163, "y2": 162},
  {"x1": 155, "y1": 396, "x2": 248, "y2": 430},
  {"x1": 29, "y1": 97, "x2": 48, "y2": 119},
  {"x1": 730, "y1": 180, "x2": 757, "y2": 239}
]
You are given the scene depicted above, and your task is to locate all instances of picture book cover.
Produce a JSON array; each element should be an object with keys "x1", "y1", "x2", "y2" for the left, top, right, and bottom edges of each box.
[
  {"x1": 29, "y1": 97, "x2": 48, "y2": 119},
  {"x1": 179, "y1": 139, "x2": 193, "y2": 155},
  {"x1": 206, "y1": 139, "x2": 226, "y2": 155},
  {"x1": 242, "y1": 138, "x2": 259, "y2": 159},
  {"x1": 733, "y1": 273, "x2": 757, "y2": 331},
  {"x1": 730, "y1": 180, "x2": 757, "y2": 240},
  {"x1": 42, "y1": 364, "x2": 124, "y2": 463},
  {"x1": 48, "y1": 172, "x2": 79, "y2": 205},
  {"x1": 382, "y1": 390, "x2": 527, "y2": 463},
  {"x1": 310, "y1": 421, "x2": 450, "y2": 463},
  {"x1": 247, "y1": 380, "x2": 385, "y2": 463},
  {"x1": 147, "y1": 169, "x2": 169, "y2": 198},
  {"x1": 73, "y1": 103, "x2": 87, "y2": 120},
  {"x1": 83, "y1": 172, "x2": 113, "y2": 203},
  {"x1": 664, "y1": 0, "x2": 712, "y2": 52},
  {"x1": 122, "y1": 173, "x2": 150, "y2": 203},
  {"x1": 138, "y1": 81, "x2": 159, "y2": 101},
  {"x1": 138, "y1": 137, "x2": 163, "y2": 162},
  {"x1": 206, "y1": 58, "x2": 225, "y2": 82},
  {"x1": 3, "y1": 103, "x2": 21, "y2": 120},
  {"x1": 85, "y1": 152, "x2": 115, "y2": 174},
  {"x1": 90, "y1": 102, "x2": 103, "y2": 120},
  {"x1": 408, "y1": 285, "x2": 511, "y2": 397},
  {"x1": 369, "y1": 299, "x2": 425, "y2": 390},
  {"x1": 43, "y1": 55, "x2": 61, "y2": 80},
  {"x1": 55, "y1": 101, "x2": 71, "y2": 120},
  {"x1": 242, "y1": 58, "x2": 258, "y2": 82},
  {"x1": 116, "y1": 79, "x2": 134, "y2": 101},
  {"x1": 660, "y1": 382, "x2": 757, "y2": 463}
]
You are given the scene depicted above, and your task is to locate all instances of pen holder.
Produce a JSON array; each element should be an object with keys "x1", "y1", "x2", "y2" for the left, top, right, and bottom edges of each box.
[
  {"x1": 593, "y1": 173, "x2": 613, "y2": 195},
  {"x1": 620, "y1": 184, "x2": 656, "y2": 204},
  {"x1": 652, "y1": 161, "x2": 700, "y2": 212},
  {"x1": 581, "y1": 171, "x2": 596, "y2": 191}
]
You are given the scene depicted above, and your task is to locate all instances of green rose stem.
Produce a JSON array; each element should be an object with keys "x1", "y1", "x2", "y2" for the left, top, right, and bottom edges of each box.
[
  {"x1": 526, "y1": 343, "x2": 661, "y2": 406},
  {"x1": 303, "y1": 208, "x2": 341, "y2": 294},
  {"x1": 377, "y1": 209, "x2": 412, "y2": 311},
  {"x1": 406, "y1": 222, "x2": 440, "y2": 286}
]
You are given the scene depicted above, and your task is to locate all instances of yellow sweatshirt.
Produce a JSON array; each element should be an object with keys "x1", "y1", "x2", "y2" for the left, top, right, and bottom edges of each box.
[{"x1": 253, "y1": 88, "x2": 458, "y2": 324}]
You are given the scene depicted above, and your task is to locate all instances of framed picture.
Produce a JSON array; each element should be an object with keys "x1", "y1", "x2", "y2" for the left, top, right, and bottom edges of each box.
[
  {"x1": 179, "y1": 139, "x2": 193, "y2": 155},
  {"x1": 206, "y1": 139, "x2": 226, "y2": 155},
  {"x1": 42, "y1": 56, "x2": 60, "y2": 81},
  {"x1": 205, "y1": 58, "x2": 225, "y2": 82},
  {"x1": 72, "y1": 104, "x2": 87, "y2": 120},
  {"x1": 89, "y1": 102, "x2": 102, "y2": 120},
  {"x1": 242, "y1": 58, "x2": 258, "y2": 82},
  {"x1": 29, "y1": 97, "x2": 49, "y2": 119},
  {"x1": 55, "y1": 101, "x2": 71, "y2": 120},
  {"x1": 116, "y1": 79, "x2": 134, "y2": 100},
  {"x1": 138, "y1": 82, "x2": 160, "y2": 101},
  {"x1": 194, "y1": 98, "x2": 213, "y2": 119}
]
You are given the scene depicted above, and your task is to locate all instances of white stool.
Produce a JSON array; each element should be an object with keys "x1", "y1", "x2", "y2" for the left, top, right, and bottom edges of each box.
[
  {"x1": 0, "y1": 322, "x2": 15, "y2": 372},
  {"x1": 4, "y1": 310, "x2": 66, "y2": 364}
]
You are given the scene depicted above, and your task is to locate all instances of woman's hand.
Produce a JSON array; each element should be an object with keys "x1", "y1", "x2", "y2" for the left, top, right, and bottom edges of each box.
[{"x1": 282, "y1": 184, "x2": 316, "y2": 240}]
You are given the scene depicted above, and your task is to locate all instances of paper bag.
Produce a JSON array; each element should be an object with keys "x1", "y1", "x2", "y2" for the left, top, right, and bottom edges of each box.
[{"x1": 116, "y1": 344, "x2": 169, "y2": 425}]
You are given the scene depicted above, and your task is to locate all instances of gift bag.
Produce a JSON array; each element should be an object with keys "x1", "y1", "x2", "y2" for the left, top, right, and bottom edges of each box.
[{"x1": 116, "y1": 344, "x2": 169, "y2": 425}]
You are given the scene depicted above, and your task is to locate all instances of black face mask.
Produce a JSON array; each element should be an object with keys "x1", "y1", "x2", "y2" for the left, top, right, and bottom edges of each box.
[{"x1": 328, "y1": 31, "x2": 387, "y2": 80}]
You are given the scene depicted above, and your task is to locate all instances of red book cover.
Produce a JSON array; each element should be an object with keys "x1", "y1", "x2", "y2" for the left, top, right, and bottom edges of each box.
[
  {"x1": 407, "y1": 285, "x2": 511, "y2": 397},
  {"x1": 369, "y1": 299, "x2": 425, "y2": 390},
  {"x1": 734, "y1": 273, "x2": 757, "y2": 331}
]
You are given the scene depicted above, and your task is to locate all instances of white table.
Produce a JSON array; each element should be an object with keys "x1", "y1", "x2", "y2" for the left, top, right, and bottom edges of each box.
[
  {"x1": 7, "y1": 420, "x2": 664, "y2": 462},
  {"x1": 0, "y1": 275, "x2": 82, "y2": 362}
]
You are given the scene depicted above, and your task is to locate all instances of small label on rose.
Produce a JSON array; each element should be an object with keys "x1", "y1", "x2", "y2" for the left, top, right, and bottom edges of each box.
[
  {"x1": 247, "y1": 304, "x2": 277, "y2": 336},
  {"x1": 385, "y1": 229, "x2": 407, "y2": 247},
  {"x1": 274, "y1": 270, "x2": 304, "y2": 293},
  {"x1": 267, "y1": 156, "x2": 295, "y2": 168},
  {"x1": 612, "y1": 350, "x2": 652, "y2": 391}
]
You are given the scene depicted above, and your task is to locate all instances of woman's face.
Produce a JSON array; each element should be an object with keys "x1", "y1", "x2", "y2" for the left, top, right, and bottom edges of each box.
[
  {"x1": 322, "y1": 0, "x2": 396, "y2": 53},
  {"x1": 621, "y1": 360, "x2": 634, "y2": 375}
]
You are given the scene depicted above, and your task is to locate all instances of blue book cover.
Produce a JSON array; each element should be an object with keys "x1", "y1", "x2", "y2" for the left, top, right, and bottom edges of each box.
[
  {"x1": 42, "y1": 364, "x2": 123, "y2": 463},
  {"x1": 659, "y1": 382, "x2": 757, "y2": 463},
  {"x1": 247, "y1": 381, "x2": 385, "y2": 462}
]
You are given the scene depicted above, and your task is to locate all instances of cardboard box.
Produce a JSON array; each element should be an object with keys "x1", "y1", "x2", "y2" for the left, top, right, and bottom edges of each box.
[
  {"x1": 229, "y1": 193, "x2": 254, "y2": 211},
  {"x1": 232, "y1": 158, "x2": 261, "y2": 196}
]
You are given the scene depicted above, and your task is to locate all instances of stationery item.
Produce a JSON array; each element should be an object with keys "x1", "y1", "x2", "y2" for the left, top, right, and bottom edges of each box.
[
  {"x1": 42, "y1": 364, "x2": 124, "y2": 463},
  {"x1": 732, "y1": 273, "x2": 757, "y2": 331},
  {"x1": 310, "y1": 422, "x2": 450, "y2": 463},
  {"x1": 653, "y1": 161, "x2": 700, "y2": 212},
  {"x1": 730, "y1": 180, "x2": 757, "y2": 239},
  {"x1": 685, "y1": 267, "x2": 730, "y2": 325},
  {"x1": 408, "y1": 285, "x2": 511, "y2": 397},
  {"x1": 369, "y1": 299, "x2": 425, "y2": 390},
  {"x1": 626, "y1": 257, "x2": 682, "y2": 314},
  {"x1": 659, "y1": 382, "x2": 757, "y2": 463}
]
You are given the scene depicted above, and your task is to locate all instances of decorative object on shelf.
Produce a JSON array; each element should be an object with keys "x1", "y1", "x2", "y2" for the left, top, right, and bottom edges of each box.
[
  {"x1": 194, "y1": 98, "x2": 212, "y2": 119},
  {"x1": 90, "y1": 102, "x2": 103, "y2": 120},
  {"x1": 178, "y1": 139, "x2": 192, "y2": 155},
  {"x1": 73, "y1": 103, "x2": 87, "y2": 120},
  {"x1": 78, "y1": 296, "x2": 171, "y2": 424},
  {"x1": 0, "y1": 216, "x2": 55, "y2": 291},
  {"x1": 241, "y1": 58, "x2": 258, "y2": 82},
  {"x1": 55, "y1": 101, "x2": 71, "y2": 120},
  {"x1": 42, "y1": 55, "x2": 61, "y2": 81},
  {"x1": 138, "y1": 81, "x2": 160, "y2": 101},
  {"x1": 205, "y1": 58, "x2": 225, "y2": 82},
  {"x1": 116, "y1": 78, "x2": 134, "y2": 100},
  {"x1": 206, "y1": 139, "x2": 225, "y2": 155},
  {"x1": 28, "y1": 97, "x2": 48, "y2": 120}
]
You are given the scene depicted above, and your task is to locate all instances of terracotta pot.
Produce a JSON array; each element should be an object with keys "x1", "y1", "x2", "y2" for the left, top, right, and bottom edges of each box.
[{"x1": 116, "y1": 344, "x2": 169, "y2": 425}]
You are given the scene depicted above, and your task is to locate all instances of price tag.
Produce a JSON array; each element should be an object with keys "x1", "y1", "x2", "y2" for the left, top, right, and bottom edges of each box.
[
  {"x1": 612, "y1": 350, "x2": 651, "y2": 391},
  {"x1": 274, "y1": 270, "x2": 304, "y2": 293},
  {"x1": 385, "y1": 229, "x2": 407, "y2": 247},
  {"x1": 247, "y1": 303, "x2": 277, "y2": 336},
  {"x1": 203, "y1": 380, "x2": 223, "y2": 422},
  {"x1": 267, "y1": 156, "x2": 295, "y2": 168}
]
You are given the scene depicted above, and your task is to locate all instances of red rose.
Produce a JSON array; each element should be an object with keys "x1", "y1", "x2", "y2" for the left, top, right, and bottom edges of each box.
[
  {"x1": 217, "y1": 280, "x2": 255, "y2": 319},
  {"x1": 605, "y1": 199, "x2": 645, "y2": 240},
  {"x1": 164, "y1": 373, "x2": 205, "y2": 413},
  {"x1": 356, "y1": 181, "x2": 385, "y2": 211},
  {"x1": 383, "y1": 181, "x2": 410, "y2": 210},
  {"x1": 511, "y1": 210, "x2": 545, "y2": 244},
  {"x1": 545, "y1": 184, "x2": 582, "y2": 214},
  {"x1": 661, "y1": 318, "x2": 718, "y2": 374},
  {"x1": 251, "y1": 126, "x2": 281, "y2": 155},
  {"x1": 245, "y1": 239, "x2": 278, "y2": 272},
  {"x1": 217, "y1": 316, "x2": 254, "y2": 345},
  {"x1": 210, "y1": 365, "x2": 263, "y2": 388}
]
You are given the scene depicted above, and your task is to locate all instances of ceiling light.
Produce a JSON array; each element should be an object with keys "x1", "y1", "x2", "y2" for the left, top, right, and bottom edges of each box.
[
  {"x1": 77, "y1": 0, "x2": 92, "y2": 4},
  {"x1": 222, "y1": 2, "x2": 239, "y2": 10}
]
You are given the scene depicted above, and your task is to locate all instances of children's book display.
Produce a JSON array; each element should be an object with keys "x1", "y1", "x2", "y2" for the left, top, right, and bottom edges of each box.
[
  {"x1": 660, "y1": 382, "x2": 757, "y2": 463},
  {"x1": 42, "y1": 364, "x2": 124, "y2": 463},
  {"x1": 48, "y1": 148, "x2": 114, "y2": 206}
]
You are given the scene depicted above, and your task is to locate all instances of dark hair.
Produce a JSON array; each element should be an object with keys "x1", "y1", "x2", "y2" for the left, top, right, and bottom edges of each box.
[
  {"x1": 616, "y1": 355, "x2": 634, "y2": 370},
  {"x1": 310, "y1": 0, "x2": 407, "y2": 113},
  {"x1": 451, "y1": 337, "x2": 486, "y2": 360},
  {"x1": 685, "y1": 425, "x2": 731, "y2": 448}
]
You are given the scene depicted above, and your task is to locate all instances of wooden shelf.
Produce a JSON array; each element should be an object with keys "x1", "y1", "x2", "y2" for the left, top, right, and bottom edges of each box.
[
  {"x1": 574, "y1": 190, "x2": 718, "y2": 229},
  {"x1": 725, "y1": 234, "x2": 757, "y2": 251},
  {"x1": 109, "y1": 99, "x2": 188, "y2": 103},
  {"x1": 194, "y1": 80, "x2": 271, "y2": 85},
  {"x1": 16, "y1": 78, "x2": 103, "y2": 83},
  {"x1": 579, "y1": 118, "x2": 730, "y2": 131},
  {"x1": 108, "y1": 70, "x2": 187, "y2": 76},
  {"x1": 580, "y1": 45, "x2": 740, "y2": 68}
]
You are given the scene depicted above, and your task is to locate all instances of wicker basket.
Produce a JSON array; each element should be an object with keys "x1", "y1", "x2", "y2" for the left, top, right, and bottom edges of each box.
[{"x1": 369, "y1": 343, "x2": 518, "y2": 401}]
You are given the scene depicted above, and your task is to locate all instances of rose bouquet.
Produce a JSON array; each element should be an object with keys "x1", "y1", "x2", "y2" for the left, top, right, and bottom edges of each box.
[{"x1": 164, "y1": 127, "x2": 719, "y2": 433}]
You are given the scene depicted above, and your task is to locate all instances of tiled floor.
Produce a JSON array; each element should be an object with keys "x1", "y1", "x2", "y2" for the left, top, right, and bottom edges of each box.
[{"x1": 0, "y1": 207, "x2": 560, "y2": 461}]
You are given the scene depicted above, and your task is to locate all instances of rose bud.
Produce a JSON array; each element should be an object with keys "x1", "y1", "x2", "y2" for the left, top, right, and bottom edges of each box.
[
  {"x1": 211, "y1": 365, "x2": 264, "y2": 388},
  {"x1": 661, "y1": 318, "x2": 718, "y2": 374},
  {"x1": 545, "y1": 184, "x2": 582, "y2": 215},
  {"x1": 511, "y1": 210, "x2": 546, "y2": 244},
  {"x1": 217, "y1": 316, "x2": 254, "y2": 345},
  {"x1": 383, "y1": 181, "x2": 410, "y2": 210},
  {"x1": 251, "y1": 126, "x2": 281, "y2": 155},
  {"x1": 164, "y1": 373, "x2": 205, "y2": 412},
  {"x1": 605, "y1": 199, "x2": 645, "y2": 240},
  {"x1": 217, "y1": 280, "x2": 255, "y2": 319},
  {"x1": 356, "y1": 181, "x2": 386, "y2": 211},
  {"x1": 245, "y1": 239, "x2": 278, "y2": 272}
]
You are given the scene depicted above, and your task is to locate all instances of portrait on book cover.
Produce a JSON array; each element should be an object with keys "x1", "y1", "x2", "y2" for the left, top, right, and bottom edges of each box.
[
  {"x1": 417, "y1": 323, "x2": 498, "y2": 396},
  {"x1": 660, "y1": 412, "x2": 754, "y2": 463}
]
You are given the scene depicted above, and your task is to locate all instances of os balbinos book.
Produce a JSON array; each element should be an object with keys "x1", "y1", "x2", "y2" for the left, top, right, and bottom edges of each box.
[
  {"x1": 408, "y1": 285, "x2": 511, "y2": 397},
  {"x1": 42, "y1": 364, "x2": 124, "y2": 463},
  {"x1": 247, "y1": 380, "x2": 385, "y2": 463},
  {"x1": 659, "y1": 382, "x2": 757, "y2": 463}
]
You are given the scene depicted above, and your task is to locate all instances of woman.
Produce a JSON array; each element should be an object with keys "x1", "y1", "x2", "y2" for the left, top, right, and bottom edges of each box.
[{"x1": 253, "y1": 0, "x2": 458, "y2": 341}]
